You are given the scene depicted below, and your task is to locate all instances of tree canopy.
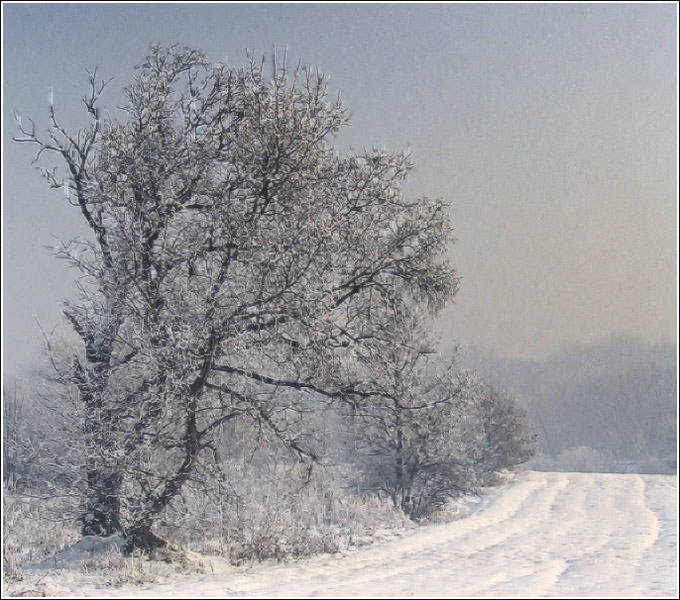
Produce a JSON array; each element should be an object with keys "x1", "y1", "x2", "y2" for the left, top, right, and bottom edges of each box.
[{"x1": 15, "y1": 45, "x2": 460, "y2": 551}]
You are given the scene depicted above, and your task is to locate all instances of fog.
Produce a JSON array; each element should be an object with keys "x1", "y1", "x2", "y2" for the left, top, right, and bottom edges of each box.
[
  {"x1": 3, "y1": 3, "x2": 677, "y2": 376},
  {"x1": 467, "y1": 336, "x2": 677, "y2": 473}
]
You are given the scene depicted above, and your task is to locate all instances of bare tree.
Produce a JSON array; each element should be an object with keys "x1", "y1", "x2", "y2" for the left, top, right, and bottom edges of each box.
[
  {"x1": 2, "y1": 364, "x2": 84, "y2": 502},
  {"x1": 14, "y1": 45, "x2": 458, "y2": 552},
  {"x1": 3, "y1": 379, "x2": 24, "y2": 491},
  {"x1": 350, "y1": 322, "x2": 536, "y2": 519},
  {"x1": 347, "y1": 323, "x2": 479, "y2": 519},
  {"x1": 474, "y1": 382, "x2": 536, "y2": 481}
]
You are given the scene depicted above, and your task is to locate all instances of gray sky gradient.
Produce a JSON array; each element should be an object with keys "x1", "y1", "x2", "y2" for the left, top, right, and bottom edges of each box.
[{"x1": 2, "y1": 3, "x2": 678, "y2": 377}]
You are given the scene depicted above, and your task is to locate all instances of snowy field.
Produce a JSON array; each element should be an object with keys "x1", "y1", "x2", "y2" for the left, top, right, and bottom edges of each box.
[{"x1": 10, "y1": 471, "x2": 678, "y2": 598}]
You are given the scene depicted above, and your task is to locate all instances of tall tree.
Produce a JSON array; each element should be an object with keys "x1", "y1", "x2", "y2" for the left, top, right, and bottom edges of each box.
[{"x1": 14, "y1": 45, "x2": 458, "y2": 551}]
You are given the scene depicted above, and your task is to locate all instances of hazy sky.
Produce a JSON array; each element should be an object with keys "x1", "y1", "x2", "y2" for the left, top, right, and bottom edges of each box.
[{"x1": 2, "y1": 3, "x2": 678, "y2": 377}]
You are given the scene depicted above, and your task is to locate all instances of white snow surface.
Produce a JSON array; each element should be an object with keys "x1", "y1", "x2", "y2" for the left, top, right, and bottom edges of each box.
[{"x1": 13, "y1": 471, "x2": 679, "y2": 597}]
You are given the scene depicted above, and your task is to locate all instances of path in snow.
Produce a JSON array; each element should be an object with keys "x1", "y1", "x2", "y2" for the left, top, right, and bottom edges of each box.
[{"x1": 23, "y1": 471, "x2": 680, "y2": 597}]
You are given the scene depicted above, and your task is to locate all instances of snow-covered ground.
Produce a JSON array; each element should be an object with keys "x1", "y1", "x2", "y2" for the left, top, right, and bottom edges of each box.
[{"x1": 11, "y1": 471, "x2": 678, "y2": 597}]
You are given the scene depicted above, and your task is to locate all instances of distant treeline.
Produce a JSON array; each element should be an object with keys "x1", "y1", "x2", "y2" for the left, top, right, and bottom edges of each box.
[{"x1": 467, "y1": 337, "x2": 677, "y2": 474}]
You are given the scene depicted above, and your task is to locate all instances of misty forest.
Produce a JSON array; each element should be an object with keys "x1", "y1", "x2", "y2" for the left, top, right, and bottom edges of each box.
[{"x1": 2, "y1": 43, "x2": 676, "y2": 597}]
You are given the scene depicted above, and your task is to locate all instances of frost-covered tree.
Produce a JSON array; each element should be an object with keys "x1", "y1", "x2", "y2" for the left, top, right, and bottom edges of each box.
[
  {"x1": 3, "y1": 379, "x2": 25, "y2": 490},
  {"x1": 348, "y1": 324, "x2": 481, "y2": 519},
  {"x1": 474, "y1": 382, "x2": 536, "y2": 480},
  {"x1": 14, "y1": 45, "x2": 457, "y2": 552},
  {"x1": 351, "y1": 324, "x2": 536, "y2": 519},
  {"x1": 2, "y1": 367, "x2": 83, "y2": 497}
]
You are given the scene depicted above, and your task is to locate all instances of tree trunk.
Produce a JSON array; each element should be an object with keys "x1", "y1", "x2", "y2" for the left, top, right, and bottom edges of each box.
[
  {"x1": 82, "y1": 470, "x2": 123, "y2": 536},
  {"x1": 122, "y1": 393, "x2": 203, "y2": 554},
  {"x1": 122, "y1": 523, "x2": 168, "y2": 556}
]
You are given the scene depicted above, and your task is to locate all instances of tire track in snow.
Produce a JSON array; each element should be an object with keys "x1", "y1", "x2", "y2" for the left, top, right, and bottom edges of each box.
[
  {"x1": 434, "y1": 472, "x2": 573, "y2": 598},
  {"x1": 456, "y1": 472, "x2": 570, "y2": 558},
  {"x1": 544, "y1": 474, "x2": 641, "y2": 595},
  {"x1": 634, "y1": 475, "x2": 678, "y2": 598},
  {"x1": 544, "y1": 473, "x2": 676, "y2": 598},
  {"x1": 600, "y1": 475, "x2": 663, "y2": 596}
]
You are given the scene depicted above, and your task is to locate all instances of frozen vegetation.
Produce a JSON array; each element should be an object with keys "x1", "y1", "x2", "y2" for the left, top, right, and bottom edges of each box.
[
  {"x1": 469, "y1": 338, "x2": 677, "y2": 474},
  {"x1": 4, "y1": 471, "x2": 677, "y2": 597}
]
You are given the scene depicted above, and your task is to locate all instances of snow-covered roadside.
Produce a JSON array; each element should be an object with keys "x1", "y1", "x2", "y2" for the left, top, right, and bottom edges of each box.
[{"x1": 6, "y1": 471, "x2": 678, "y2": 598}]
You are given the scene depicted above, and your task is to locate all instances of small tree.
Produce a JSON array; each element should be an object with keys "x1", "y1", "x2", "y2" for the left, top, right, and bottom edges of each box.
[
  {"x1": 3, "y1": 379, "x2": 25, "y2": 490},
  {"x1": 2, "y1": 364, "x2": 84, "y2": 500},
  {"x1": 351, "y1": 325, "x2": 536, "y2": 520},
  {"x1": 475, "y1": 382, "x2": 536, "y2": 481},
  {"x1": 348, "y1": 324, "x2": 480, "y2": 519},
  {"x1": 14, "y1": 45, "x2": 458, "y2": 552}
]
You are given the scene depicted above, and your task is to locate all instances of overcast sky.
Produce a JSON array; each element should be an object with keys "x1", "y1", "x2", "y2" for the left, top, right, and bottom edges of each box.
[{"x1": 2, "y1": 3, "x2": 678, "y2": 377}]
